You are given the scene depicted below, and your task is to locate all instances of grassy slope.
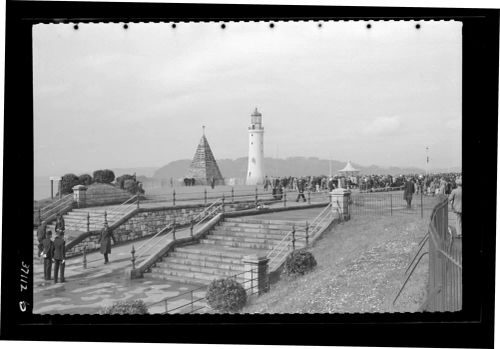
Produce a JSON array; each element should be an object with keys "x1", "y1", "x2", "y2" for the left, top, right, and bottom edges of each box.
[{"x1": 244, "y1": 213, "x2": 429, "y2": 313}]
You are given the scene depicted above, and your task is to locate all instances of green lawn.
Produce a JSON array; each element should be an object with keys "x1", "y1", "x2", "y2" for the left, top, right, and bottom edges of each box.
[{"x1": 243, "y1": 212, "x2": 429, "y2": 313}]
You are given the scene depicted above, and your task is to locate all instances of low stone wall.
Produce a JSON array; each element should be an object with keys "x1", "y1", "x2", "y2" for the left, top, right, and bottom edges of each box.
[{"x1": 66, "y1": 200, "x2": 259, "y2": 258}]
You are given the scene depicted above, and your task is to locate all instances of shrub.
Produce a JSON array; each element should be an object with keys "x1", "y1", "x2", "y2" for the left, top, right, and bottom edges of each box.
[
  {"x1": 60, "y1": 173, "x2": 80, "y2": 194},
  {"x1": 283, "y1": 249, "x2": 317, "y2": 277},
  {"x1": 100, "y1": 300, "x2": 148, "y2": 315},
  {"x1": 206, "y1": 278, "x2": 247, "y2": 312},
  {"x1": 116, "y1": 174, "x2": 135, "y2": 189},
  {"x1": 93, "y1": 169, "x2": 115, "y2": 184},
  {"x1": 78, "y1": 174, "x2": 93, "y2": 186}
]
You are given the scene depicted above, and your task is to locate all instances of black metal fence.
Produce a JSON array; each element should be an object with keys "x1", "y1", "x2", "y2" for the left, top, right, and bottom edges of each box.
[
  {"x1": 349, "y1": 190, "x2": 441, "y2": 219},
  {"x1": 146, "y1": 267, "x2": 260, "y2": 314},
  {"x1": 424, "y1": 197, "x2": 462, "y2": 311}
]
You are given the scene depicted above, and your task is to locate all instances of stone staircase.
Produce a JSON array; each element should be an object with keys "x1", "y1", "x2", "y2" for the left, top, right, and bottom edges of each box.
[
  {"x1": 147, "y1": 217, "x2": 309, "y2": 285},
  {"x1": 45, "y1": 205, "x2": 128, "y2": 237},
  {"x1": 34, "y1": 205, "x2": 133, "y2": 257}
]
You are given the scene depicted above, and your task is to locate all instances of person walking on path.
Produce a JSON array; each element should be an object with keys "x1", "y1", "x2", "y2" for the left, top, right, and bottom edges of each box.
[
  {"x1": 449, "y1": 177, "x2": 462, "y2": 238},
  {"x1": 55, "y1": 213, "x2": 65, "y2": 233},
  {"x1": 53, "y1": 230, "x2": 66, "y2": 283},
  {"x1": 296, "y1": 178, "x2": 307, "y2": 203},
  {"x1": 37, "y1": 221, "x2": 47, "y2": 258},
  {"x1": 403, "y1": 177, "x2": 415, "y2": 208},
  {"x1": 41, "y1": 230, "x2": 54, "y2": 281},
  {"x1": 99, "y1": 222, "x2": 116, "y2": 264}
]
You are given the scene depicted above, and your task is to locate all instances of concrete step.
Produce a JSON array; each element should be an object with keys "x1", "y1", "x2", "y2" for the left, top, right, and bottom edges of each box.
[
  {"x1": 222, "y1": 221, "x2": 307, "y2": 230},
  {"x1": 146, "y1": 272, "x2": 212, "y2": 286},
  {"x1": 149, "y1": 267, "x2": 245, "y2": 285},
  {"x1": 199, "y1": 238, "x2": 272, "y2": 250},
  {"x1": 211, "y1": 228, "x2": 307, "y2": 239},
  {"x1": 224, "y1": 218, "x2": 309, "y2": 226},
  {"x1": 166, "y1": 253, "x2": 244, "y2": 265},
  {"x1": 155, "y1": 260, "x2": 244, "y2": 274},
  {"x1": 204, "y1": 234, "x2": 284, "y2": 245},
  {"x1": 174, "y1": 245, "x2": 259, "y2": 259},
  {"x1": 213, "y1": 225, "x2": 291, "y2": 234}
]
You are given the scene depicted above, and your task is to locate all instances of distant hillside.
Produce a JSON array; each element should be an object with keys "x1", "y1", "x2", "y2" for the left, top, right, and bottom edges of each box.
[
  {"x1": 111, "y1": 167, "x2": 158, "y2": 177},
  {"x1": 153, "y1": 157, "x2": 426, "y2": 179}
]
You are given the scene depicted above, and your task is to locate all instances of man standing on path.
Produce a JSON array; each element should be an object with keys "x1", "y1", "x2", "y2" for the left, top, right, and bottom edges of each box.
[
  {"x1": 449, "y1": 177, "x2": 462, "y2": 238},
  {"x1": 37, "y1": 220, "x2": 47, "y2": 258},
  {"x1": 99, "y1": 222, "x2": 116, "y2": 264},
  {"x1": 53, "y1": 230, "x2": 66, "y2": 283},
  {"x1": 55, "y1": 213, "x2": 65, "y2": 233},
  {"x1": 41, "y1": 230, "x2": 54, "y2": 281},
  {"x1": 403, "y1": 177, "x2": 415, "y2": 208},
  {"x1": 296, "y1": 178, "x2": 307, "y2": 203}
]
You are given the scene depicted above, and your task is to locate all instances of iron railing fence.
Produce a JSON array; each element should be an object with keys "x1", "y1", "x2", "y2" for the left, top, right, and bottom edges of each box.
[
  {"x1": 267, "y1": 203, "x2": 337, "y2": 271},
  {"x1": 349, "y1": 190, "x2": 442, "y2": 218},
  {"x1": 424, "y1": 197, "x2": 462, "y2": 312},
  {"x1": 141, "y1": 187, "x2": 331, "y2": 207},
  {"x1": 146, "y1": 267, "x2": 260, "y2": 314},
  {"x1": 33, "y1": 194, "x2": 74, "y2": 225}
]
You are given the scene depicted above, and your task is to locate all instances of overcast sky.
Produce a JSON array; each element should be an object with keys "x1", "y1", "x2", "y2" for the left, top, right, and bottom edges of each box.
[{"x1": 33, "y1": 20, "x2": 462, "y2": 177}]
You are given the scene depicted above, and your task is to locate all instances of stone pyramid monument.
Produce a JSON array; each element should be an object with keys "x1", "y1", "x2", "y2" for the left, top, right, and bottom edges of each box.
[{"x1": 186, "y1": 127, "x2": 224, "y2": 185}]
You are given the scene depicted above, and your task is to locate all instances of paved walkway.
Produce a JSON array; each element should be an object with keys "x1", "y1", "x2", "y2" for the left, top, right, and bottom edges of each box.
[{"x1": 33, "y1": 226, "x2": 202, "y2": 314}]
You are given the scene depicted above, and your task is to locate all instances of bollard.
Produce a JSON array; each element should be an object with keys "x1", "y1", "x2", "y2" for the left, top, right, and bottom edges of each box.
[
  {"x1": 221, "y1": 194, "x2": 225, "y2": 213},
  {"x1": 104, "y1": 211, "x2": 108, "y2": 225},
  {"x1": 172, "y1": 218, "x2": 176, "y2": 240},
  {"x1": 305, "y1": 221, "x2": 309, "y2": 246},
  {"x1": 255, "y1": 187, "x2": 258, "y2": 206},
  {"x1": 308, "y1": 191, "x2": 311, "y2": 204},
  {"x1": 292, "y1": 225, "x2": 296, "y2": 250},
  {"x1": 284, "y1": 189, "x2": 287, "y2": 207},
  {"x1": 131, "y1": 245, "x2": 136, "y2": 270},
  {"x1": 190, "y1": 218, "x2": 194, "y2": 237},
  {"x1": 231, "y1": 187, "x2": 234, "y2": 202},
  {"x1": 87, "y1": 212, "x2": 90, "y2": 233},
  {"x1": 173, "y1": 190, "x2": 176, "y2": 206},
  {"x1": 83, "y1": 245, "x2": 87, "y2": 269},
  {"x1": 204, "y1": 188, "x2": 207, "y2": 205}
]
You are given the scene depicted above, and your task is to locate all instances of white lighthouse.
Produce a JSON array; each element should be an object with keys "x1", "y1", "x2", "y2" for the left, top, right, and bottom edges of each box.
[{"x1": 246, "y1": 108, "x2": 265, "y2": 185}]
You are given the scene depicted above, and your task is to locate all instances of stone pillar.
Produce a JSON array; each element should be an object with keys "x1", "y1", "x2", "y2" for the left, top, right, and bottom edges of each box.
[
  {"x1": 242, "y1": 254, "x2": 269, "y2": 296},
  {"x1": 72, "y1": 185, "x2": 88, "y2": 208},
  {"x1": 330, "y1": 188, "x2": 351, "y2": 221}
]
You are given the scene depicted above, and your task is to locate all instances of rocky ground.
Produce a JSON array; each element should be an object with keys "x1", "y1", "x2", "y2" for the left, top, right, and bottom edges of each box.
[{"x1": 243, "y1": 212, "x2": 429, "y2": 313}]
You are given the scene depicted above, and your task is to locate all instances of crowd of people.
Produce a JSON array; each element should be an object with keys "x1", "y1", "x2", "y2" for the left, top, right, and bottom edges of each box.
[{"x1": 262, "y1": 172, "x2": 461, "y2": 193}]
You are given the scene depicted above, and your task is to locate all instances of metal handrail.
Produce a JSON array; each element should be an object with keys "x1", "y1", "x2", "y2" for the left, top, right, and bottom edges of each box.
[
  {"x1": 267, "y1": 202, "x2": 335, "y2": 270},
  {"x1": 134, "y1": 198, "x2": 224, "y2": 261},
  {"x1": 59, "y1": 196, "x2": 138, "y2": 233},
  {"x1": 135, "y1": 223, "x2": 176, "y2": 260},
  {"x1": 105, "y1": 195, "x2": 138, "y2": 217},
  {"x1": 37, "y1": 194, "x2": 73, "y2": 218},
  {"x1": 192, "y1": 199, "x2": 222, "y2": 222}
]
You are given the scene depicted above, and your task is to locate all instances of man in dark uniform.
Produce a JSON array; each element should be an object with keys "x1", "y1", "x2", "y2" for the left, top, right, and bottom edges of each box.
[
  {"x1": 53, "y1": 229, "x2": 66, "y2": 283},
  {"x1": 37, "y1": 220, "x2": 47, "y2": 258},
  {"x1": 99, "y1": 222, "x2": 116, "y2": 264},
  {"x1": 403, "y1": 177, "x2": 416, "y2": 208},
  {"x1": 41, "y1": 230, "x2": 54, "y2": 281},
  {"x1": 296, "y1": 178, "x2": 307, "y2": 202},
  {"x1": 55, "y1": 213, "x2": 65, "y2": 233}
]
